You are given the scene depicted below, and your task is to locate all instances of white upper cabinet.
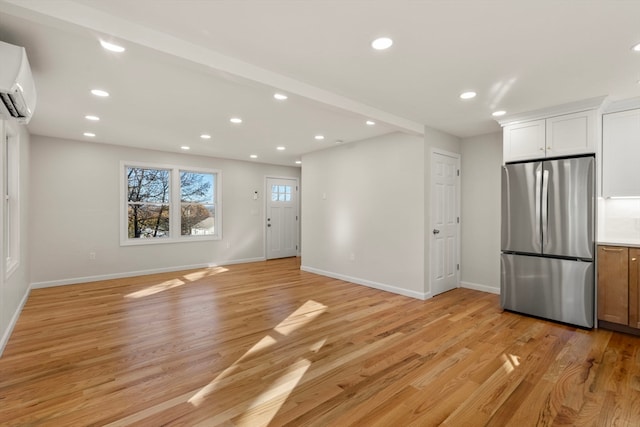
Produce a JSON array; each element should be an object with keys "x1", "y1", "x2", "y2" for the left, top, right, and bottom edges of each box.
[
  {"x1": 503, "y1": 110, "x2": 597, "y2": 162},
  {"x1": 503, "y1": 119, "x2": 545, "y2": 162},
  {"x1": 546, "y1": 110, "x2": 597, "y2": 157},
  {"x1": 499, "y1": 97, "x2": 605, "y2": 163},
  {"x1": 602, "y1": 109, "x2": 640, "y2": 197}
]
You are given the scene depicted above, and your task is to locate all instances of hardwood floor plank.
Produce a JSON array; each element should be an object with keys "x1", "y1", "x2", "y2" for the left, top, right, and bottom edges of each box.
[{"x1": 2, "y1": 258, "x2": 640, "y2": 425}]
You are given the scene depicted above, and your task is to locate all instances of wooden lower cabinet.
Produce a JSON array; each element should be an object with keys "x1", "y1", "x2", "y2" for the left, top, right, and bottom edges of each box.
[
  {"x1": 597, "y1": 245, "x2": 640, "y2": 333},
  {"x1": 597, "y1": 246, "x2": 629, "y2": 324},
  {"x1": 629, "y1": 248, "x2": 640, "y2": 329}
]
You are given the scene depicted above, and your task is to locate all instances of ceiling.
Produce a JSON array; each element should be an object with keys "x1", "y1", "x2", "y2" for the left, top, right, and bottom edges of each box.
[{"x1": 1, "y1": 0, "x2": 640, "y2": 166}]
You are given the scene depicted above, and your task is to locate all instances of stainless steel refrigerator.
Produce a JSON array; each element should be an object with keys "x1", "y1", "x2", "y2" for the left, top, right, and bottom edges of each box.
[{"x1": 501, "y1": 155, "x2": 595, "y2": 328}]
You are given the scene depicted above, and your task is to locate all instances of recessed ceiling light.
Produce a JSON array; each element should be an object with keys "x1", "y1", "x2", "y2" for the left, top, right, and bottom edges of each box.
[
  {"x1": 230, "y1": 117, "x2": 243, "y2": 124},
  {"x1": 314, "y1": 135, "x2": 325, "y2": 140},
  {"x1": 276, "y1": 146, "x2": 286, "y2": 151},
  {"x1": 91, "y1": 89, "x2": 109, "y2": 97},
  {"x1": 371, "y1": 37, "x2": 393, "y2": 50},
  {"x1": 274, "y1": 93, "x2": 288, "y2": 101},
  {"x1": 100, "y1": 40, "x2": 125, "y2": 53},
  {"x1": 366, "y1": 120, "x2": 376, "y2": 126},
  {"x1": 83, "y1": 132, "x2": 95, "y2": 137},
  {"x1": 632, "y1": 42, "x2": 640, "y2": 52},
  {"x1": 85, "y1": 115, "x2": 100, "y2": 121},
  {"x1": 460, "y1": 91, "x2": 477, "y2": 100},
  {"x1": 295, "y1": 160, "x2": 302, "y2": 165},
  {"x1": 200, "y1": 134, "x2": 211, "y2": 140},
  {"x1": 492, "y1": 110, "x2": 506, "y2": 117},
  {"x1": 181, "y1": 146, "x2": 190, "y2": 150},
  {"x1": 250, "y1": 154, "x2": 258, "y2": 159},
  {"x1": 335, "y1": 139, "x2": 344, "y2": 144}
]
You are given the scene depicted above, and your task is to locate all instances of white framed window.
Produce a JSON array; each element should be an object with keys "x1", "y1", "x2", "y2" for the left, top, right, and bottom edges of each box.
[
  {"x1": 121, "y1": 161, "x2": 221, "y2": 245},
  {"x1": 3, "y1": 123, "x2": 19, "y2": 278}
]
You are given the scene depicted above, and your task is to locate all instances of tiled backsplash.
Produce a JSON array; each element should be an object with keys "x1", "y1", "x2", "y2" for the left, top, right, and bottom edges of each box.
[{"x1": 598, "y1": 198, "x2": 640, "y2": 243}]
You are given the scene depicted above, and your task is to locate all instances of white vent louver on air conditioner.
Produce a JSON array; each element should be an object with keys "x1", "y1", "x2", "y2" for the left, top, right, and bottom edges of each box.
[{"x1": 0, "y1": 41, "x2": 36, "y2": 124}]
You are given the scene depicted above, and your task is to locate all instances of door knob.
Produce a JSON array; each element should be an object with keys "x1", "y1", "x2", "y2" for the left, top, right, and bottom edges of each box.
[{"x1": 433, "y1": 229, "x2": 440, "y2": 235}]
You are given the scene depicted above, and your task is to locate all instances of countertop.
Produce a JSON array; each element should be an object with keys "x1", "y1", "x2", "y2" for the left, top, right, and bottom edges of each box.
[{"x1": 597, "y1": 240, "x2": 640, "y2": 248}]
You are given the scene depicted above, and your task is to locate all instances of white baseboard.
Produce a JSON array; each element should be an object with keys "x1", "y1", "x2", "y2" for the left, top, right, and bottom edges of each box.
[
  {"x1": 30, "y1": 257, "x2": 266, "y2": 289},
  {"x1": 300, "y1": 265, "x2": 430, "y2": 300},
  {"x1": 460, "y1": 281, "x2": 500, "y2": 295},
  {"x1": 0, "y1": 286, "x2": 30, "y2": 357}
]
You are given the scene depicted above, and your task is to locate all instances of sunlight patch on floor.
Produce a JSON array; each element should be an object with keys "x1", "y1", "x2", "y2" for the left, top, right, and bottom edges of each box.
[
  {"x1": 310, "y1": 337, "x2": 327, "y2": 353},
  {"x1": 188, "y1": 299, "x2": 327, "y2": 417},
  {"x1": 274, "y1": 300, "x2": 327, "y2": 336},
  {"x1": 233, "y1": 359, "x2": 311, "y2": 426},
  {"x1": 125, "y1": 278, "x2": 186, "y2": 299},
  {"x1": 124, "y1": 267, "x2": 229, "y2": 299},
  {"x1": 501, "y1": 353, "x2": 521, "y2": 374},
  {"x1": 188, "y1": 336, "x2": 279, "y2": 406},
  {"x1": 183, "y1": 266, "x2": 229, "y2": 281}
]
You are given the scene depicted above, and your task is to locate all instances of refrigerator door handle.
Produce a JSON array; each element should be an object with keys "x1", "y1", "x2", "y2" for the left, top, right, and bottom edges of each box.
[
  {"x1": 541, "y1": 169, "x2": 549, "y2": 248},
  {"x1": 535, "y1": 167, "x2": 542, "y2": 249}
]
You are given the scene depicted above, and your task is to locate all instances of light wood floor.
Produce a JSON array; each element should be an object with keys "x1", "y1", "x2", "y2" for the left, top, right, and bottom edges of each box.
[{"x1": 1, "y1": 258, "x2": 639, "y2": 426}]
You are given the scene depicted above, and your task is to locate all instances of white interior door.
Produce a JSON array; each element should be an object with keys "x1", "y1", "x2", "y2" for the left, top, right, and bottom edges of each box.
[
  {"x1": 431, "y1": 151, "x2": 460, "y2": 296},
  {"x1": 266, "y1": 178, "x2": 298, "y2": 259}
]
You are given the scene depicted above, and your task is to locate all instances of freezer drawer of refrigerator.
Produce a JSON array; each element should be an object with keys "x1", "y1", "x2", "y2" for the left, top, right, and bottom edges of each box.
[{"x1": 500, "y1": 254, "x2": 594, "y2": 328}]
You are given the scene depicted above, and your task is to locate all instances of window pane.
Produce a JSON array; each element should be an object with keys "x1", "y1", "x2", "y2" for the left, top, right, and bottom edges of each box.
[
  {"x1": 272, "y1": 185, "x2": 278, "y2": 193},
  {"x1": 127, "y1": 204, "x2": 170, "y2": 238},
  {"x1": 127, "y1": 168, "x2": 170, "y2": 203},
  {"x1": 181, "y1": 203, "x2": 215, "y2": 235},
  {"x1": 285, "y1": 194, "x2": 291, "y2": 202},
  {"x1": 285, "y1": 186, "x2": 291, "y2": 194},
  {"x1": 271, "y1": 193, "x2": 278, "y2": 201},
  {"x1": 180, "y1": 171, "x2": 214, "y2": 203}
]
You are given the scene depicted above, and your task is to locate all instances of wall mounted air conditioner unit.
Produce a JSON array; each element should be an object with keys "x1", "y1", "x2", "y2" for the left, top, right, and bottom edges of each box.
[{"x1": 0, "y1": 41, "x2": 36, "y2": 124}]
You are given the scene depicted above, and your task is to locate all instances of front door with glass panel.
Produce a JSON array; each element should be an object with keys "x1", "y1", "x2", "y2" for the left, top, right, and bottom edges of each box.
[{"x1": 266, "y1": 178, "x2": 298, "y2": 259}]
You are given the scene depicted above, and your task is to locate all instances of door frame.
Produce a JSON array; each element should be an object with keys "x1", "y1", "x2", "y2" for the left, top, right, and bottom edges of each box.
[
  {"x1": 264, "y1": 175, "x2": 300, "y2": 259},
  {"x1": 429, "y1": 148, "x2": 461, "y2": 296}
]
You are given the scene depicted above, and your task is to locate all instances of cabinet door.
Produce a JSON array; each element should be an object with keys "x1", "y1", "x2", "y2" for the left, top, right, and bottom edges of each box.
[
  {"x1": 603, "y1": 109, "x2": 640, "y2": 197},
  {"x1": 546, "y1": 110, "x2": 596, "y2": 157},
  {"x1": 629, "y1": 248, "x2": 640, "y2": 329},
  {"x1": 597, "y1": 245, "x2": 629, "y2": 325},
  {"x1": 503, "y1": 119, "x2": 545, "y2": 162}
]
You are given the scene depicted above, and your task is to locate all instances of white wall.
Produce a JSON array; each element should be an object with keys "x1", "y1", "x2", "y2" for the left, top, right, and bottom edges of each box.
[
  {"x1": 459, "y1": 131, "x2": 502, "y2": 294},
  {"x1": 29, "y1": 136, "x2": 300, "y2": 287},
  {"x1": 0, "y1": 122, "x2": 31, "y2": 355},
  {"x1": 301, "y1": 131, "x2": 460, "y2": 299}
]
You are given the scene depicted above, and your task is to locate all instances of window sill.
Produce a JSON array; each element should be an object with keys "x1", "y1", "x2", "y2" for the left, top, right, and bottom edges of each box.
[{"x1": 120, "y1": 235, "x2": 221, "y2": 246}]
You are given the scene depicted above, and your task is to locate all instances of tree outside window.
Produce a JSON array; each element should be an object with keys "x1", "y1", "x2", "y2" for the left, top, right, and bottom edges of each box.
[
  {"x1": 127, "y1": 167, "x2": 170, "y2": 238},
  {"x1": 180, "y1": 171, "x2": 216, "y2": 236}
]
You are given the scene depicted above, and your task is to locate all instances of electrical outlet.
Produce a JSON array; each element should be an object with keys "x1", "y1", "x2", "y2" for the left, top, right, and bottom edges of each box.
[
  {"x1": 89, "y1": 252, "x2": 96, "y2": 260},
  {"x1": 349, "y1": 252, "x2": 355, "y2": 261},
  {"x1": 226, "y1": 242, "x2": 231, "y2": 249}
]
